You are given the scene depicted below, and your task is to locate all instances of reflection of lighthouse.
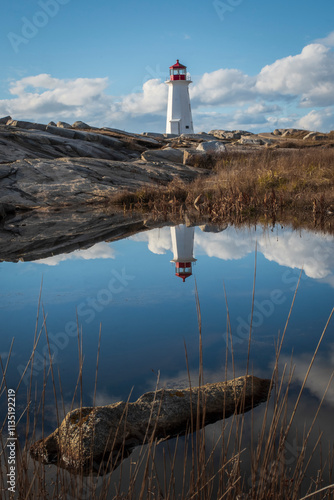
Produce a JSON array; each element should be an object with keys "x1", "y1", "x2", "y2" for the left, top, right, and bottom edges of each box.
[{"x1": 170, "y1": 225, "x2": 197, "y2": 282}]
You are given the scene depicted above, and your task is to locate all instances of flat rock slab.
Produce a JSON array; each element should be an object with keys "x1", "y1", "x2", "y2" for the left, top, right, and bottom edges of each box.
[
  {"x1": 0, "y1": 157, "x2": 202, "y2": 210},
  {"x1": 30, "y1": 375, "x2": 271, "y2": 474}
]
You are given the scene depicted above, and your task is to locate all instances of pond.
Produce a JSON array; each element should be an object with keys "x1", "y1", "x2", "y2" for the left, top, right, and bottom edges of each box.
[{"x1": 1, "y1": 218, "x2": 333, "y2": 497}]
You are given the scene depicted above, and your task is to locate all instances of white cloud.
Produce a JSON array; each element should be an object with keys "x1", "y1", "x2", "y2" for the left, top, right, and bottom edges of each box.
[
  {"x1": 315, "y1": 31, "x2": 334, "y2": 47},
  {"x1": 256, "y1": 44, "x2": 334, "y2": 107},
  {"x1": 0, "y1": 74, "x2": 111, "y2": 124},
  {"x1": 130, "y1": 227, "x2": 172, "y2": 255},
  {"x1": 120, "y1": 79, "x2": 167, "y2": 115},
  {"x1": 195, "y1": 229, "x2": 252, "y2": 261},
  {"x1": 191, "y1": 68, "x2": 256, "y2": 106},
  {"x1": 297, "y1": 108, "x2": 334, "y2": 132},
  {"x1": 279, "y1": 345, "x2": 334, "y2": 406},
  {"x1": 257, "y1": 231, "x2": 334, "y2": 280},
  {"x1": 35, "y1": 242, "x2": 116, "y2": 266}
]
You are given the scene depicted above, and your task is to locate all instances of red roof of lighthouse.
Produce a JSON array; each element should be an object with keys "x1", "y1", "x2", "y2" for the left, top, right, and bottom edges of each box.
[{"x1": 169, "y1": 59, "x2": 186, "y2": 69}]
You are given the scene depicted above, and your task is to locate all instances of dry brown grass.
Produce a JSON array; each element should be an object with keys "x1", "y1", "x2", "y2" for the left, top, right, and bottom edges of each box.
[{"x1": 110, "y1": 149, "x2": 334, "y2": 232}]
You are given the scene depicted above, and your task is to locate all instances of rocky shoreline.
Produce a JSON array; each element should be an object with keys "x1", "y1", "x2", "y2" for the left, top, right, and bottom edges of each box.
[
  {"x1": 1, "y1": 118, "x2": 333, "y2": 262},
  {"x1": 1, "y1": 117, "x2": 333, "y2": 216}
]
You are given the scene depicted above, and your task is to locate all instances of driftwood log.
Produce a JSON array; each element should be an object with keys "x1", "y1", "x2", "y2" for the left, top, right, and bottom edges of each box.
[{"x1": 30, "y1": 375, "x2": 271, "y2": 474}]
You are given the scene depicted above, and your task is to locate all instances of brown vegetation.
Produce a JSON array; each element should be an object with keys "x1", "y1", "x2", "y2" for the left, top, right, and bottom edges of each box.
[{"x1": 111, "y1": 148, "x2": 334, "y2": 232}]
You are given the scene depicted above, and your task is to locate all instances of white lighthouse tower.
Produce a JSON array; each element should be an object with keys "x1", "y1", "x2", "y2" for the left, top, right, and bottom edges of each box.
[
  {"x1": 170, "y1": 225, "x2": 197, "y2": 282},
  {"x1": 166, "y1": 60, "x2": 194, "y2": 135}
]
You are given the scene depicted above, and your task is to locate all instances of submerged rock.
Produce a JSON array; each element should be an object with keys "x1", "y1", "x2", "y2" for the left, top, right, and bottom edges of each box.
[{"x1": 30, "y1": 375, "x2": 271, "y2": 474}]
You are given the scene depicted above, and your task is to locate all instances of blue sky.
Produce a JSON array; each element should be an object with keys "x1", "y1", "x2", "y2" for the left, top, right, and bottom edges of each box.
[{"x1": 1, "y1": 0, "x2": 334, "y2": 132}]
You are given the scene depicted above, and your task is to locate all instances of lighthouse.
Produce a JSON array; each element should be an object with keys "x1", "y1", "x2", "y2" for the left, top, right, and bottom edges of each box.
[
  {"x1": 170, "y1": 225, "x2": 197, "y2": 282},
  {"x1": 166, "y1": 60, "x2": 194, "y2": 135}
]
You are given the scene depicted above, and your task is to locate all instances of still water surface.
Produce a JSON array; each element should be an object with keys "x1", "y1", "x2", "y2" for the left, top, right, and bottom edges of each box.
[{"x1": 1, "y1": 222, "x2": 333, "y2": 489}]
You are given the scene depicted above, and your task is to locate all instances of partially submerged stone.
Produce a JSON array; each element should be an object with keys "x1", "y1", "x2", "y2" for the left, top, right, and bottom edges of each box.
[{"x1": 30, "y1": 375, "x2": 271, "y2": 474}]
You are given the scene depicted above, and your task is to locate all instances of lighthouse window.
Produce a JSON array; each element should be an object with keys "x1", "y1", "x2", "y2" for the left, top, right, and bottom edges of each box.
[
  {"x1": 186, "y1": 126, "x2": 189, "y2": 129},
  {"x1": 176, "y1": 266, "x2": 192, "y2": 274}
]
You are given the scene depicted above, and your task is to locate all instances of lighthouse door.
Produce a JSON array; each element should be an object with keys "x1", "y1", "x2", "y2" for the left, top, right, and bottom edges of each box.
[{"x1": 170, "y1": 119, "x2": 180, "y2": 135}]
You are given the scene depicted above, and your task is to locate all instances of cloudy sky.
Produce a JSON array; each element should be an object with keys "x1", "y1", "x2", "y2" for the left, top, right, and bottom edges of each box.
[{"x1": 1, "y1": 0, "x2": 334, "y2": 132}]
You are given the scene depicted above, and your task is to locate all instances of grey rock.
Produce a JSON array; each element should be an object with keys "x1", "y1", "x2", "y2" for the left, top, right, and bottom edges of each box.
[
  {"x1": 0, "y1": 116, "x2": 11, "y2": 124},
  {"x1": 46, "y1": 125, "x2": 76, "y2": 139},
  {"x1": 208, "y1": 129, "x2": 227, "y2": 139},
  {"x1": 48, "y1": 121, "x2": 57, "y2": 127},
  {"x1": 199, "y1": 223, "x2": 228, "y2": 233},
  {"x1": 281, "y1": 128, "x2": 304, "y2": 137},
  {"x1": 142, "y1": 132, "x2": 165, "y2": 138},
  {"x1": 57, "y1": 121, "x2": 72, "y2": 129},
  {"x1": 6, "y1": 120, "x2": 47, "y2": 131},
  {"x1": 183, "y1": 149, "x2": 206, "y2": 165},
  {"x1": 100, "y1": 127, "x2": 137, "y2": 137},
  {"x1": 180, "y1": 133, "x2": 217, "y2": 141},
  {"x1": 163, "y1": 133, "x2": 179, "y2": 139},
  {"x1": 303, "y1": 132, "x2": 328, "y2": 141},
  {"x1": 196, "y1": 141, "x2": 226, "y2": 153},
  {"x1": 141, "y1": 147, "x2": 184, "y2": 164},
  {"x1": 209, "y1": 130, "x2": 251, "y2": 140},
  {"x1": 238, "y1": 136, "x2": 267, "y2": 146},
  {"x1": 72, "y1": 121, "x2": 92, "y2": 129},
  {"x1": 30, "y1": 375, "x2": 271, "y2": 473}
]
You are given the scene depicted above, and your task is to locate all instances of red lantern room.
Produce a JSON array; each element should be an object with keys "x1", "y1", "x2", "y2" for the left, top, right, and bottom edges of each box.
[
  {"x1": 169, "y1": 59, "x2": 187, "y2": 81},
  {"x1": 174, "y1": 261, "x2": 193, "y2": 282}
]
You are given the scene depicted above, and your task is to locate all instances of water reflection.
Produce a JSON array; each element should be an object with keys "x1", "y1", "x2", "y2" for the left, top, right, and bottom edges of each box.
[
  {"x1": 131, "y1": 224, "x2": 334, "y2": 286},
  {"x1": 1, "y1": 223, "x2": 333, "y2": 447},
  {"x1": 169, "y1": 224, "x2": 228, "y2": 282}
]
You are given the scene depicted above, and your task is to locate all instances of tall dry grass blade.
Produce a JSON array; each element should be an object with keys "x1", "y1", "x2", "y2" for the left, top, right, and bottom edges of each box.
[
  {"x1": 184, "y1": 339, "x2": 195, "y2": 494},
  {"x1": 26, "y1": 278, "x2": 44, "y2": 444},
  {"x1": 274, "y1": 268, "x2": 303, "y2": 370},
  {"x1": 194, "y1": 277, "x2": 203, "y2": 388},
  {"x1": 93, "y1": 324, "x2": 102, "y2": 408},
  {"x1": 246, "y1": 241, "x2": 257, "y2": 376},
  {"x1": 299, "y1": 483, "x2": 334, "y2": 500},
  {"x1": 223, "y1": 281, "x2": 235, "y2": 381},
  {"x1": 0, "y1": 338, "x2": 14, "y2": 395},
  {"x1": 41, "y1": 305, "x2": 60, "y2": 428}
]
